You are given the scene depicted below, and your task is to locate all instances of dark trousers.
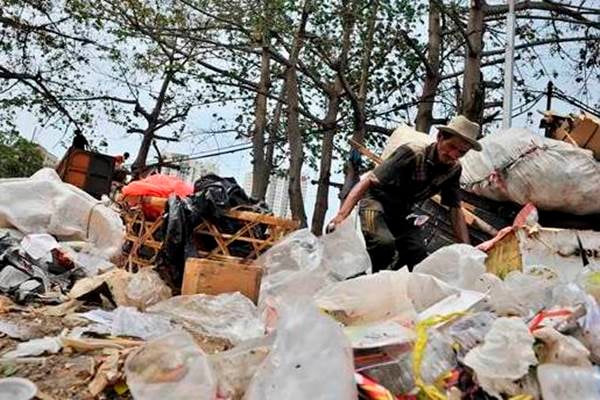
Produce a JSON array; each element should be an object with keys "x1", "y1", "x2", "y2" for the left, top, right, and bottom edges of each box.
[{"x1": 359, "y1": 200, "x2": 428, "y2": 273}]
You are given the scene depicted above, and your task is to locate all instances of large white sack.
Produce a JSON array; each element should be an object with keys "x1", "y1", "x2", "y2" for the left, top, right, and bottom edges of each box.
[
  {"x1": 0, "y1": 168, "x2": 124, "y2": 258},
  {"x1": 461, "y1": 129, "x2": 600, "y2": 215},
  {"x1": 381, "y1": 124, "x2": 433, "y2": 160}
]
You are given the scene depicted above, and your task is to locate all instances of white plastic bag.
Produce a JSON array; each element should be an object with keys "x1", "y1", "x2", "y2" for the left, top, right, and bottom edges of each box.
[
  {"x1": 321, "y1": 211, "x2": 371, "y2": 280},
  {"x1": 244, "y1": 299, "x2": 356, "y2": 400},
  {"x1": 537, "y1": 364, "x2": 600, "y2": 400},
  {"x1": 0, "y1": 169, "x2": 124, "y2": 258},
  {"x1": 314, "y1": 270, "x2": 416, "y2": 326},
  {"x1": 148, "y1": 293, "x2": 264, "y2": 345},
  {"x1": 413, "y1": 244, "x2": 487, "y2": 290},
  {"x1": 464, "y1": 317, "x2": 537, "y2": 399},
  {"x1": 461, "y1": 129, "x2": 600, "y2": 215},
  {"x1": 125, "y1": 331, "x2": 216, "y2": 400}
]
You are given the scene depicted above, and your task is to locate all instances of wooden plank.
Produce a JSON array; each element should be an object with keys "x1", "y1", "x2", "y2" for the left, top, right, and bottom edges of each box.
[
  {"x1": 226, "y1": 209, "x2": 299, "y2": 230},
  {"x1": 181, "y1": 258, "x2": 263, "y2": 304}
]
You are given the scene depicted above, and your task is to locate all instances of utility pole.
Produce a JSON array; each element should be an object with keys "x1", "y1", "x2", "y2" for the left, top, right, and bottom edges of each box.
[{"x1": 502, "y1": 0, "x2": 516, "y2": 130}]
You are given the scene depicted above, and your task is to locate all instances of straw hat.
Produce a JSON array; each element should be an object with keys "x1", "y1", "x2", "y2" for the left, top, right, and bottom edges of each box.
[{"x1": 436, "y1": 115, "x2": 482, "y2": 151}]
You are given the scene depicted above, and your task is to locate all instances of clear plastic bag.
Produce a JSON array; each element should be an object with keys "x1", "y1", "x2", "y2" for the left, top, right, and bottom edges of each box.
[
  {"x1": 321, "y1": 211, "x2": 371, "y2": 280},
  {"x1": 413, "y1": 244, "x2": 486, "y2": 290},
  {"x1": 124, "y1": 269, "x2": 172, "y2": 310},
  {"x1": 148, "y1": 293, "x2": 264, "y2": 345},
  {"x1": 125, "y1": 331, "x2": 216, "y2": 400},
  {"x1": 314, "y1": 270, "x2": 416, "y2": 326},
  {"x1": 244, "y1": 299, "x2": 356, "y2": 400},
  {"x1": 446, "y1": 312, "x2": 497, "y2": 359}
]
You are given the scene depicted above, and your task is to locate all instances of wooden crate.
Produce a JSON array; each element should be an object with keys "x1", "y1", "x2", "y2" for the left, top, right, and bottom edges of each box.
[
  {"x1": 553, "y1": 113, "x2": 600, "y2": 160},
  {"x1": 121, "y1": 207, "x2": 164, "y2": 271},
  {"x1": 182, "y1": 258, "x2": 262, "y2": 304},
  {"x1": 193, "y1": 208, "x2": 299, "y2": 261}
]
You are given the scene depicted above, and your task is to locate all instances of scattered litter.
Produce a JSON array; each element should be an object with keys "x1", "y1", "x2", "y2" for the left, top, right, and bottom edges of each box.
[
  {"x1": 2, "y1": 336, "x2": 62, "y2": 359},
  {"x1": 122, "y1": 268, "x2": 172, "y2": 310},
  {"x1": 0, "y1": 320, "x2": 35, "y2": 340},
  {"x1": 78, "y1": 306, "x2": 174, "y2": 340}
]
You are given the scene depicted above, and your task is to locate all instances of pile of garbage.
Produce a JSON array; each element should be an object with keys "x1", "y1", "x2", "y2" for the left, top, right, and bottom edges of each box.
[{"x1": 2, "y1": 168, "x2": 600, "y2": 400}]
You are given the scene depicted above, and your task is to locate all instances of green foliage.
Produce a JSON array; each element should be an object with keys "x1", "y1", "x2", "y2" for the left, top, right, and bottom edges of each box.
[{"x1": 0, "y1": 132, "x2": 44, "y2": 178}]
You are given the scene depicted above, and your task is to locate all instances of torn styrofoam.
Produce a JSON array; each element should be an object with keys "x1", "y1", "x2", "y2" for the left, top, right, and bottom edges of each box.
[{"x1": 464, "y1": 318, "x2": 537, "y2": 398}]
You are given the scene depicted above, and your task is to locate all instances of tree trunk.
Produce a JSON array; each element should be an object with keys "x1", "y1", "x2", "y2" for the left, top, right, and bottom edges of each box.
[
  {"x1": 415, "y1": 0, "x2": 442, "y2": 133},
  {"x1": 131, "y1": 70, "x2": 173, "y2": 178},
  {"x1": 311, "y1": 0, "x2": 355, "y2": 235},
  {"x1": 251, "y1": 45, "x2": 271, "y2": 199},
  {"x1": 340, "y1": 0, "x2": 379, "y2": 200},
  {"x1": 285, "y1": 0, "x2": 311, "y2": 227},
  {"x1": 311, "y1": 84, "x2": 340, "y2": 235},
  {"x1": 461, "y1": 0, "x2": 485, "y2": 123}
]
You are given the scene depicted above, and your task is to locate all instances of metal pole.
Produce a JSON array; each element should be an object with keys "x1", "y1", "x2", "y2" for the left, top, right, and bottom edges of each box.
[
  {"x1": 546, "y1": 81, "x2": 553, "y2": 111},
  {"x1": 502, "y1": 0, "x2": 516, "y2": 130}
]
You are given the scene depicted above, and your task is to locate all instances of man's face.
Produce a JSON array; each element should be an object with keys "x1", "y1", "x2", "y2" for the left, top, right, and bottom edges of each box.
[{"x1": 436, "y1": 133, "x2": 473, "y2": 165}]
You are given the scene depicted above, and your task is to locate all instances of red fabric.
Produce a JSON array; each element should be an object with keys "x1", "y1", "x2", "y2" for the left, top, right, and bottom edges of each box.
[
  {"x1": 123, "y1": 174, "x2": 193, "y2": 198},
  {"x1": 122, "y1": 174, "x2": 193, "y2": 218}
]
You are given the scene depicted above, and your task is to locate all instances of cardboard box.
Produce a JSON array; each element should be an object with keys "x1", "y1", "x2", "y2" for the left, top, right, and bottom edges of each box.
[
  {"x1": 485, "y1": 227, "x2": 600, "y2": 279},
  {"x1": 181, "y1": 258, "x2": 262, "y2": 304},
  {"x1": 553, "y1": 113, "x2": 600, "y2": 160}
]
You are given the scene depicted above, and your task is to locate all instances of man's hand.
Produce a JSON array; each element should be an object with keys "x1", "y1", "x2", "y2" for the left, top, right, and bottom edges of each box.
[{"x1": 450, "y1": 206, "x2": 471, "y2": 244}]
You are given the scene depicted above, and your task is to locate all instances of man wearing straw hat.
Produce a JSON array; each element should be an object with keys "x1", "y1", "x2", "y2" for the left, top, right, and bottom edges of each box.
[{"x1": 330, "y1": 115, "x2": 482, "y2": 272}]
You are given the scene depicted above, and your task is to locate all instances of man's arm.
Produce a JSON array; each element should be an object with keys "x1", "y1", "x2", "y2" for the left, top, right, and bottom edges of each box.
[
  {"x1": 330, "y1": 173, "x2": 378, "y2": 226},
  {"x1": 450, "y1": 206, "x2": 470, "y2": 244}
]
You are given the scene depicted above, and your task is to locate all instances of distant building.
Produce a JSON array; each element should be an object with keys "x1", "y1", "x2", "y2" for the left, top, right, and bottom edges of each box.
[
  {"x1": 244, "y1": 172, "x2": 309, "y2": 218},
  {"x1": 162, "y1": 152, "x2": 219, "y2": 184}
]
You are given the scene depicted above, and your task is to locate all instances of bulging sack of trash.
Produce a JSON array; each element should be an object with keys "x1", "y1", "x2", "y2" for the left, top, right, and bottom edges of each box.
[
  {"x1": 314, "y1": 270, "x2": 417, "y2": 326},
  {"x1": 0, "y1": 168, "x2": 124, "y2": 258},
  {"x1": 537, "y1": 363, "x2": 600, "y2": 400},
  {"x1": 321, "y1": 211, "x2": 371, "y2": 280},
  {"x1": 464, "y1": 317, "x2": 537, "y2": 399},
  {"x1": 148, "y1": 293, "x2": 264, "y2": 345},
  {"x1": 125, "y1": 331, "x2": 216, "y2": 400},
  {"x1": 413, "y1": 244, "x2": 486, "y2": 290},
  {"x1": 124, "y1": 269, "x2": 172, "y2": 310},
  {"x1": 461, "y1": 128, "x2": 600, "y2": 215},
  {"x1": 244, "y1": 299, "x2": 356, "y2": 400}
]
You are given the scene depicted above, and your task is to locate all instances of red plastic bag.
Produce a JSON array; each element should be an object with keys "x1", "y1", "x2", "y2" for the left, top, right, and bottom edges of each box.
[{"x1": 122, "y1": 174, "x2": 193, "y2": 218}]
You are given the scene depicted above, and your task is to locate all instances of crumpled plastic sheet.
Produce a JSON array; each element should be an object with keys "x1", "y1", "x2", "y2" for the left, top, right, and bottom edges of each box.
[
  {"x1": 314, "y1": 270, "x2": 417, "y2": 326},
  {"x1": 244, "y1": 299, "x2": 357, "y2": 400},
  {"x1": 210, "y1": 336, "x2": 273, "y2": 399},
  {"x1": 406, "y1": 272, "x2": 460, "y2": 313},
  {"x1": 1, "y1": 336, "x2": 62, "y2": 359},
  {"x1": 413, "y1": 244, "x2": 487, "y2": 290},
  {"x1": 20, "y1": 234, "x2": 58, "y2": 262},
  {"x1": 537, "y1": 363, "x2": 600, "y2": 400},
  {"x1": 123, "y1": 269, "x2": 172, "y2": 311},
  {"x1": 321, "y1": 211, "x2": 371, "y2": 280},
  {"x1": 464, "y1": 317, "x2": 538, "y2": 399},
  {"x1": 474, "y1": 271, "x2": 551, "y2": 317},
  {"x1": 533, "y1": 326, "x2": 592, "y2": 367},
  {"x1": 0, "y1": 169, "x2": 124, "y2": 259},
  {"x1": 78, "y1": 307, "x2": 175, "y2": 340},
  {"x1": 125, "y1": 331, "x2": 216, "y2": 400},
  {"x1": 148, "y1": 293, "x2": 264, "y2": 345}
]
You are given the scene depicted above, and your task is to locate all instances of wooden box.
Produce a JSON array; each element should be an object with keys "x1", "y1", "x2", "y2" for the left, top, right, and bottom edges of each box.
[{"x1": 181, "y1": 258, "x2": 262, "y2": 304}]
